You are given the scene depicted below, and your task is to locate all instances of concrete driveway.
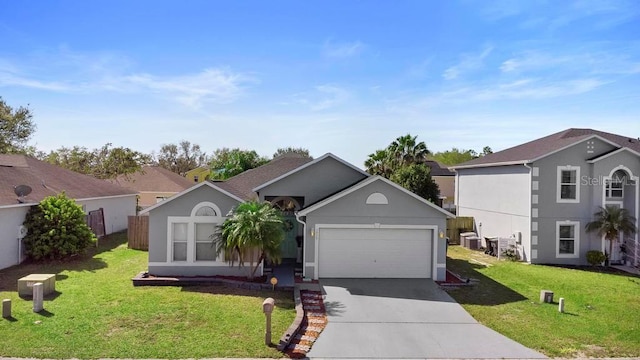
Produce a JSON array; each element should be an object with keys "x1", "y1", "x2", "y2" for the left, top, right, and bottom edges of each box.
[{"x1": 307, "y1": 279, "x2": 546, "y2": 359}]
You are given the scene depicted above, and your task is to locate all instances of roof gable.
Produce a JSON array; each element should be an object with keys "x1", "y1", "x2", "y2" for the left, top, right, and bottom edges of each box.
[
  {"x1": 252, "y1": 153, "x2": 369, "y2": 193},
  {"x1": 451, "y1": 128, "x2": 639, "y2": 169},
  {"x1": 297, "y1": 175, "x2": 454, "y2": 218},
  {"x1": 138, "y1": 181, "x2": 244, "y2": 214},
  {"x1": 587, "y1": 147, "x2": 640, "y2": 163},
  {"x1": 0, "y1": 154, "x2": 137, "y2": 207},
  {"x1": 222, "y1": 153, "x2": 313, "y2": 199}
]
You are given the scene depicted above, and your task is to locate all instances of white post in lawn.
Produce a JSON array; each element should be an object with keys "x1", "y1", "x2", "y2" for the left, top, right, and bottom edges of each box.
[
  {"x1": 559, "y1": 298, "x2": 565, "y2": 313},
  {"x1": 262, "y1": 297, "x2": 275, "y2": 345},
  {"x1": 33, "y1": 282, "x2": 44, "y2": 313},
  {"x1": 2, "y1": 299, "x2": 11, "y2": 318}
]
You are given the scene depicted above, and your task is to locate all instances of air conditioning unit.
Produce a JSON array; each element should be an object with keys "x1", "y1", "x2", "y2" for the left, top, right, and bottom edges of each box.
[{"x1": 18, "y1": 225, "x2": 28, "y2": 239}]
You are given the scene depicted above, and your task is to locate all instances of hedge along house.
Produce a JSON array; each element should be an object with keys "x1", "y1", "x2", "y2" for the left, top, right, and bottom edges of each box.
[
  {"x1": 140, "y1": 153, "x2": 452, "y2": 281},
  {"x1": 0, "y1": 154, "x2": 138, "y2": 270},
  {"x1": 452, "y1": 128, "x2": 640, "y2": 266}
]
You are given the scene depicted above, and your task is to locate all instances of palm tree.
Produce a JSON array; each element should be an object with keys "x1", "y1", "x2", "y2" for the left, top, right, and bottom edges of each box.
[
  {"x1": 585, "y1": 205, "x2": 637, "y2": 265},
  {"x1": 212, "y1": 200, "x2": 285, "y2": 279},
  {"x1": 364, "y1": 149, "x2": 394, "y2": 178},
  {"x1": 388, "y1": 134, "x2": 429, "y2": 167}
]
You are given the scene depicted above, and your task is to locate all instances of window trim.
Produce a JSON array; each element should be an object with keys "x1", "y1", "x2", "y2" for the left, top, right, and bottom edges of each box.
[
  {"x1": 167, "y1": 202, "x2": 224, "y2": 263},
  {"x1": 556, "y1": 166, "x2": 580, "y2": 203},
  {"x1": 556, "y1": 220, "x2": 580, "y2": 258}
]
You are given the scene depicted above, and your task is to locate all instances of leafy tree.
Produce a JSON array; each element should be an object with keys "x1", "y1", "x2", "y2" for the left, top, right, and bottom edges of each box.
[
  {"x1": 273, "y1": 147, "x2": 312, "y2": 159},
  {"x1": 22, "y1": 193, "x2": 97, "y2": 260},
  {"x1": 390, "y1": 163, "x2": 440, "y2": 203},
  {"x1": 209, "y1": 148, "x2": 268, "y2": 180},
  {"x1": 430, "y1": 146, "x2": 494, "y2": 166},
  {"x1": 42, "y1": 143, "x2": 151, "y2": 179},
  {"x1": 0, "y1": 97, "x2": 36, "y2": 153},
  {"x1": 155, "y1": 140, "x2": 208, "y2": 176},
  {"x1": 212, "y1": 201, "x2": 284, "y2": 279},
  {"x1": 430, "y1": 148, "x2": 478, "y2": 166},
  {"x1": 365, "y1": 134, "x2": 440, "y2": 202},
  {"x1": 585, "y1": 205, "x2": 637, "y2": 265}
]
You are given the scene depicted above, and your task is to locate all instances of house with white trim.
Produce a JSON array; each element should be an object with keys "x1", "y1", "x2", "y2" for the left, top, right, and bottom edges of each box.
[
  {"x1": 140, "y1": 153, "x2": 452, "y2": 281},
  {"x1": 452, "y1": 128, "x2": 639, "y2": 265},
  {"x1": 0, "y1": 154, "x2": 138, "y2": 270}
]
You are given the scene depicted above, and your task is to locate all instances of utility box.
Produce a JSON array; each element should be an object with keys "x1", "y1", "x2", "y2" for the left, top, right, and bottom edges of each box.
[
  {"x1": 18, "y1": 274, "x2": 56, "y2": 297},
  {"x1": 540, "y1": 290, "x2": 554, "y2": 303}
]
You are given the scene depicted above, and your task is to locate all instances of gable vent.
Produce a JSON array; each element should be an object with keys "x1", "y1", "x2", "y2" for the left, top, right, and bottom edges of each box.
[{"x1": 366, "y1": 192, "x2": 388, "y2": 205}]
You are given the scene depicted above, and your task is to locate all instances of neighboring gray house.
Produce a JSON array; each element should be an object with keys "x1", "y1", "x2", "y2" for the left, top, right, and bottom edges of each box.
[
  {"x1": 452, "y1": 128, "x2": 639, "y2": 266},
  {"x1": 140, "y1": 153, "x2": 452, "y2": 281},
  {"x1": 0, "y1": 154, "x2": 138, "y2": 270}
]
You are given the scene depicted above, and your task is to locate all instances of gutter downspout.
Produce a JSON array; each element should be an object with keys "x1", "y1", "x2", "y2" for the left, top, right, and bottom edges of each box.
[{"x1": 294, "y1": 212, "x2": 307, "y2": 279}]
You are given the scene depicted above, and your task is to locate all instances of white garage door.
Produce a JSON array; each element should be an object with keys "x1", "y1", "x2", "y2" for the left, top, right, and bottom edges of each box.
[{"x1": 317, "y1": 227, "x2": 432, "y2": 278}]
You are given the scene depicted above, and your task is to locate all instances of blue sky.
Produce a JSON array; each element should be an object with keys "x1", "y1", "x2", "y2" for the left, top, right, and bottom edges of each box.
[{"x1": 1, "y1": 0, "x2": 639, "y2": 167}]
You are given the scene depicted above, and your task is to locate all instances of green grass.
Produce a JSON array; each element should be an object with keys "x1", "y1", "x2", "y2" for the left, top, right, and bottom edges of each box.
[
  {"x1": 446, "y1": 245, "x2": 640, "y2": 358},
  {"x1": 0, "y1": 232, "x2": 295, "y2": 359}
]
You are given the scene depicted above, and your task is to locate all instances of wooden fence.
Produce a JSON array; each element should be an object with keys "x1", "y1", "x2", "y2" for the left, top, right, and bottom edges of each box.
[
  {"x1": 128, "y1": 215, "x2": 149, "y2": 250},
  {"x1": 86, "y1": 208, "x2": 106, "y2": 238},
  {"x1": 446, "y1": 216, "x2": 475, "y2": 245}
]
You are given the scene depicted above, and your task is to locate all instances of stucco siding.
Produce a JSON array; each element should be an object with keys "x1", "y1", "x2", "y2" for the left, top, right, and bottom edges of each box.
[
  {"x1": 303, "y1": 179, "x2": 448, "y2": 280},
  {"x1": 147, "y1": 185, "x2": 240, "y2": 269},
  {"x1": 0, "y1": 206, "x2": 29, "y2": 270},
  {"x1": 456, "y1": 165, "x2": 531, "y2": 258},
  {"x1": 258, "y1": 156, "x2": 367, "y2": 206},
  {"x1": 531, "y1": 138, "x2": 619, "y2": 264},
  {"x1": 78, "y1": 195, "x2": 137, "y2": 235}
]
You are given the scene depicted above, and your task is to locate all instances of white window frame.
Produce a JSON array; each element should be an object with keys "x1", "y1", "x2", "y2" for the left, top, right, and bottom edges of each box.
[
  {"x1": 167, "y1": 202, "x2": 224, "y2": 263},
  {"x1": 556, "y1": 221, "x2": 580, "y2": 258},
  {"x1": 606, "y1": 180, "x2": 623, "y2": 199},
  {"x1": 556, "y1": 166, "x2": 580, "y2": 203}
]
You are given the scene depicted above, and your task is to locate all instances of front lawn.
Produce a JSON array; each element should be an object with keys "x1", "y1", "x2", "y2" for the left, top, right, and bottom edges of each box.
[
  {"x1": 446, "y1": 245, "x2": 640, "y2": 358},
  {"x1": 0, "y1": 232, "x2": 295, "y2": 359}
]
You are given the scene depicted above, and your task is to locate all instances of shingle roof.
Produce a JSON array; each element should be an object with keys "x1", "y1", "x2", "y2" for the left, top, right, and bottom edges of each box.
[
  {"x1": 0, "y1": 154, "x2": 137, "y2": 207},
  {"x1": 109, "y1": 166, "x2": 193, "y2": 192},
  {"x1": 215, "y1": 153, "x2": 314, "y2": 200},
  {"x1": 425, "y1": 160, "x2": 454, "y2": 176},
  {"x1": 453, "y1": 128, "x2": 640, "y2": 169}
]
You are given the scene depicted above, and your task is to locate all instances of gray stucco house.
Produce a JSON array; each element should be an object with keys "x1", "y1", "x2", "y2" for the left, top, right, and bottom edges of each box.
[
  {"x1": 140, "y1": 153, "x2": 452, "y2": 281},
  {"x1": 452, "y1": 128, "x2": 639, "y2": 266}
]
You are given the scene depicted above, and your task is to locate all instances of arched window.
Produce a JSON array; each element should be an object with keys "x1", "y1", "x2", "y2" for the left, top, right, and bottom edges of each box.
[
  {"x1": 606, "y1": 169, "x2": 628, "y2": 199},
  {"x1": 169, "y1": 202, "x2": 224, "y2": 263}
]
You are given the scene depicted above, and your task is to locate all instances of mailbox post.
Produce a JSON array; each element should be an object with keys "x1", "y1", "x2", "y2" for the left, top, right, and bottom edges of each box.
[{"x1": 262, "y1": 297, "x2": 275, "y2": 345}]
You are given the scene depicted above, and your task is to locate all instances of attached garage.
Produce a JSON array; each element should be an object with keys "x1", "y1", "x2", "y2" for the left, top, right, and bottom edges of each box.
[
  {"x1": 298, "y1": 176, "x2": 453, "y2": 281},
  {"x1": 317, "y1": 226, "x2": 433, "y2": 278}
]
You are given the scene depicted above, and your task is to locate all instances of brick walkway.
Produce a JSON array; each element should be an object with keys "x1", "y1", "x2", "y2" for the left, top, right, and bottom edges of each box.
[{"x1": 284, "y1": 290, "x2": 327, "y2": 359}]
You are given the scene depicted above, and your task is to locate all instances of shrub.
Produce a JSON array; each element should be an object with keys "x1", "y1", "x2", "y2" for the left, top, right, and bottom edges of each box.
[
  {"x1": 22, "y1": 193, "x2": 97, "y2": 260},
  {"x1": 586, "y1": 250, "x2": 606, "y2": 266},
  {"x1": 501, "y1": 247, "x2": 519, "y2": 261}
]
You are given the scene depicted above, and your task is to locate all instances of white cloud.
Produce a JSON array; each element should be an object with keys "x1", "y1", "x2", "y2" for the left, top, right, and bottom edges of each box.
[
  {"x1": 323, "y1": 40, "x2": 365, "y2": 59},
  {"x1": 120, "y1": 69, "x2": 253, "y2": 108},
  {"x1": 443, "y1": 46, "x2": 494, "y2": 80},
  {"x1": 500, "y1": 49, "x2": 640, "y2": 75},
  {"x1": 479, "y1": 0, "x2": 640, "y2": 30},
  {"x1": 293, "y1": 84, "x2": 350, "y2": 111},
  {"x1": 0, "y1": 51, "x2": 254, "y2": 109}
]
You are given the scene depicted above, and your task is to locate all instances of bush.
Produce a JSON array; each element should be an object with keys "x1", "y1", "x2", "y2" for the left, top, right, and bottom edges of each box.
[
  {"x1": 586, "y1": 250, "x2": 606, "y2": 266},
  {"x1": 22, "y1": 193, "x2": 97, "y2": 260},
  {"x1": 501, "y1": 247, "x2": 519, "y2": 261}
]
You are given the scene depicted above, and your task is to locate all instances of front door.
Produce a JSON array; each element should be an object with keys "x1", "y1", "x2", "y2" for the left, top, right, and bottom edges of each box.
[{"x1": 280, "y1": 215, "x2": 298, "y2": 259}]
